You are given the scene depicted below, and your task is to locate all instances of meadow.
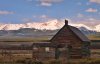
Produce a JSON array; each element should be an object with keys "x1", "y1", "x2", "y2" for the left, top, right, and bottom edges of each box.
[{"x1": 0, "y1": 35, "x2": 100, "y2": 64}]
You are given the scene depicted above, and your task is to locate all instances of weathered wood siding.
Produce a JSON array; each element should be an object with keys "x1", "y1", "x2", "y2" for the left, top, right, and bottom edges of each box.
[{"x1": 51, "y1": 26, "x2": 82, "y2": 48}]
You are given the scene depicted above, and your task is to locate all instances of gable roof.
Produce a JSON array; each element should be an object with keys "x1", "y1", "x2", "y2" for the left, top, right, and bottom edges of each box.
[
  {"x1": 51, "y1": 20, "x2": 90, "y2": 42},
  {"x1": 69, "y1": 26, "x2": 90, "y2": 42}
]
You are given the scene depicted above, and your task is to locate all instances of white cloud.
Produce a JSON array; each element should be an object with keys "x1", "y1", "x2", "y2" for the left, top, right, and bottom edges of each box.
[
  {"x1": 0, "y1": 10, "x2": 14, "y2": 15},
  {"x1": 76, "y1": 18, "x2": 100, "y2": 26},
  {"x1": 89, "y1": 0, "x2": 100, "y2": 4},
  {"x1": 41, "y1": 2, "x2": 52, "y2": 6},
  {"x1": 26, "y1": 0, "x2": 63, "y2": 6},
  {"x1": 36, "y1": 0, "x2": 63, "y2": 6},
  {"x1": 38, "y1": 0, "x2": 63, "y2": 3},
  {"x1": 87, "y1": 18, "x2": 100, "y2": 25},
  {"x1": 86, "y1": 8, "x2": 98, "y2": 12},
  {"x1": 33, "y1": 15, "x2": 48, "y2": 19}
]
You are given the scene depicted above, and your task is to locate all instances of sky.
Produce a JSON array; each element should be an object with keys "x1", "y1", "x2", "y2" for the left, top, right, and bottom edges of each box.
[{"x1": 0, "y1": 0, "x2": 100, "y2": 26}]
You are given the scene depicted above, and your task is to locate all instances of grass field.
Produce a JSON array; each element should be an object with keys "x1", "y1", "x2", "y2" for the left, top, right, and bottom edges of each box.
[
  {"x1": 0, "y1": 36, "x2": 50, "y2": 42},
  {"x1": 0, "y1": 34, "x2": 99, "y2": 42},
  {"x1": 88, "y1": 35, "x2": 100, "y2": 40},
  {"x1": 0, "y1": 35, "x2": 99, "y2": 64}
]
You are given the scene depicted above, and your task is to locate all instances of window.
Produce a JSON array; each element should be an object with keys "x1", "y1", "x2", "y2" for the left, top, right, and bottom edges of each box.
[{"x1": 45, "y1": 47, "x2": 49, "y2": 52}]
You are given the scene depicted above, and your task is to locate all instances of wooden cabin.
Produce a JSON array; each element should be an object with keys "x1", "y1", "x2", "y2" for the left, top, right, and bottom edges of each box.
[
  {"x1": 32, "y1": 20, "x2": 91, "y2": 60},
  {"x1": 51, "y1": 20, "x2": 91, "y2": 58}
]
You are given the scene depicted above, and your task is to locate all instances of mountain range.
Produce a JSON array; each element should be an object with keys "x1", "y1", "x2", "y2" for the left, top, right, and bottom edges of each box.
[
  {"x1": 0, "y1": 19, "x2": 100, "y2": 32},
  {"x1": 0, "y1": 19, "x2": 99, "y2": 37}
]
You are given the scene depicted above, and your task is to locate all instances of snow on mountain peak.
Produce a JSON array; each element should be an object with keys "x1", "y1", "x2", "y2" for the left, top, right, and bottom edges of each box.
[
  {"x1": 95, "y1": 24, "x2": 100, "y2": 32},
  {"x1": 69, "y1": 24, "x2": 93, "y2": 31},
  {"x1": 0, "y1": 19, "x2": 99, "y2": 32},
  {"x1": 24, "y1": 19, "x2": 64, "y2": 30}
]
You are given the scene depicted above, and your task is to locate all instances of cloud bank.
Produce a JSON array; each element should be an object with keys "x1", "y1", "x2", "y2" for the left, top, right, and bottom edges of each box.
[
  {"x1": 86, "y1": 8, "x2": 98, "y2": 13},
  {"x1": 89, "y1": 0, "x2": 100, "y2": 4},
  {"x1": 0, "y1": 10, "x2": 14, "y2": 15},
  {"x1": 36, "y1": 0, "x2": 64, "y2": 6}
]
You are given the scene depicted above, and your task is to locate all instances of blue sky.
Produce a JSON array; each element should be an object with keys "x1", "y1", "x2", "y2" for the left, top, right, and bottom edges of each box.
[{"x1": 0, "y1": 0, "x2": 100, "y2": 25}]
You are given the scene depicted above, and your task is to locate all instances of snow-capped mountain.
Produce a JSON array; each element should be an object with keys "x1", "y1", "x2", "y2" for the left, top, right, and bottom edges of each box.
[
  {"x1": 69, "y1": 24, "x2": 93, "y2": 31},
  {"x1": 95, "y1": 24, "x2": 100, "y2": 32},
  {"x1": 0, "y1": 19, "x2": 64, "y2": 30},
  {"x1": 0, "y1": 19, "x2": 99, "y2": 32}
]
